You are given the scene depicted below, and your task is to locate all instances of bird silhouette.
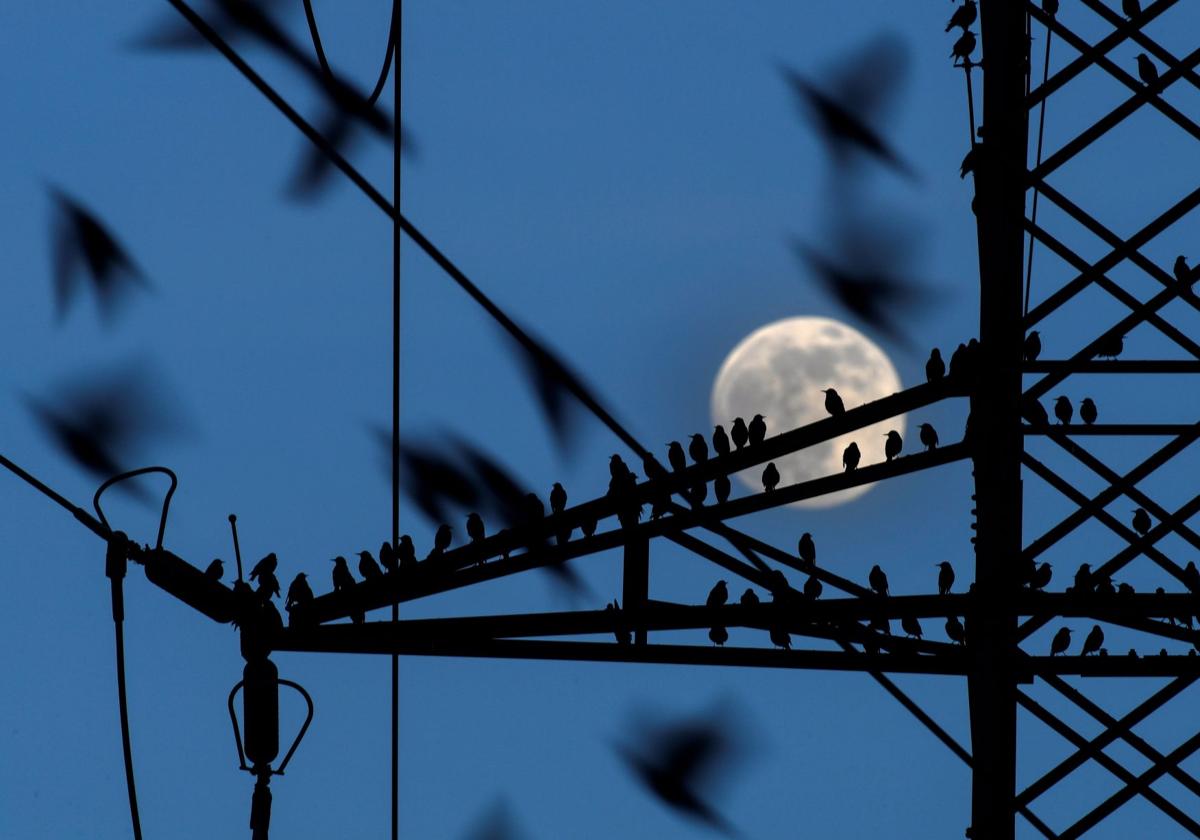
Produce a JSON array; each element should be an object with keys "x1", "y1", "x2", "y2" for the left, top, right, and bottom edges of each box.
[
  {"x1": 605, "y1": 601, "x2": 630, "y2": 645},
  {"x1": 1174, "y1": 255, "x2": 1192, "y2": 285},
  {"x1": 1053, "y1": 396, "x2": 1073, "y2": 425},
  {"x1": 945, "y1": 615, "x2": 966, "y2": 644},
  {"x1": 798, "y1": 532, "x2": 816, "y2": 566},
  {"x1": 937, "y1": 561, "x2": 955, "y2": 595},
  {"x1": 714, "y1": 475, "x2": 732, "y2": 504},
  {"x1": 1044, "y1": 0, "x2": 1059, "y2": 17},
  {"x1": 778, "y1": 34, "x2": 915, "y2": 177},
  {"x1": 770, "y1": 626, "x2": 792, "y2": 649},
  {"x1": 762, "y1": 462, "x2": 781, "y2": 493},
  {"x1": 285, "y1": 572, "x2": 313, "y2": 611},
  {"x1": 843, "y1": 441, "x2": 861, "y2": 472},
  {"x1": 331, "y1": 556, "x2": 355, "y2": 592},
  {"x1": 610, "y1": 454, "x2": 633, "y2": 481},
  {"x1": 901, "y1": 615, "x2": 923, "y2": 639},
  {"x1": 581, "y1": 516, "x2": 598, "y2": 538},
  {"x1": 1080, "y1": 398, "x2": 1097, "y2": 425},
  {"x1": 711, "y1": 425, "x2": 731, "y2": 458},
  {"x1": 466, "y1": 512, "x2": 486, "y2": 544},
  {"x1": 434, "y1": 524, "x2": 453, "y2": 553},
  {"x1": 869, "y1": 564, "x2": 890, "y2": 596},
  {"x1": 730, "y1": 418, "x2": 749, "y2": 451},
  {"x1": 689, "y1": 434, "x2": 709, "y2": 464},
  {"x1": 926, "y1": 348, "x2": 945, "y2": 382},
  {"x1": 1094, "y1": 333, "x2": 1124, "y2": 359},
  {"x1": 918, "y1": 423, "x2": 939, "y2": 451},
  {"x1": 357, "y1": 550, "x2": 382, "y2": 580},
  {"x1": 690, "y1": 482, "x2": 709, "y2": 505},
  {"x1": 709, "y1": 626, "x2": 729, "y2": 647},
  {"x1": 1023, "y1": 330, "x2": 1041, "y2": 362},
  {"x1": 1073, "y1": 563, "x2": 1093, "y2": 594},
  {"x1": 748, "y1": 414, "x2": 767, "y2": 446},
  {"x1": 707, "y1": 580, "x2": 729, "y2": 608},
  {"x1": 667, "y1": 441, "x2": 687, "y2": 473},
  {"x1": 373, "y1": 541, "x2": 395, "y2": 574},
  {"x1": 821, "y1": 389, "x2": 846, "y2": 417},
  {"x1": 1030, "y1": 562, "x2": 1053, "y2": 591},
  {"x1": 550, "y1": 482, "x2": 567, "y2": 515},
  {"x1": 1123, "y1": 0, "x2": 1142, "y2": 18},
  {"x1": 1183, "y1": 561, "x2": 1200, "y2": 593},
  {"x1": 48, "y1": 187, "x2": 148, "y2": 324},
  {"x1": 951, "y1": 30, "x2": 977, "y2": 63},
  {"x1": 1023, "y1": 396, "x2": 1050, "y2": 426},
  {"x1": 804, "y1": 575, "x2": 823, "y2": 600},
  {"x1": 394, "y1": 440, "x2": 483, "y2": 526},
  {"x1": 397, "y1": 535, "x2": 416, "y2": 569},
  {"x1": 1050, "y1": 627, "x2": 1072, "y2": 656},
  {"x1": 884, "y1": 430, "x2": 903, "y2": 462},
  {"x1": 460, "y1": 797, "x2": 530, "y2": 840},
  {"x1": 959, "y1": 146, "x2": 976, "y2": 179},
  {"x1": 1095, "y1": 576, "x2": 1115, "y2": 595},
  {"x1": 204, "y1": 558, "x2": 224, "y2": 581},
  {"x1": 249, "y1": 553, "x2": 277, "y2": 583},
  {"x1": 1132, "y1": 508, "x2": 1151, "y2": 536},
  {"x1": 946, "y1": 1, "x2": 977, "y2": 32},
  {"x1": 740, "y1": 588, "x2": 760, "y2": 606}
]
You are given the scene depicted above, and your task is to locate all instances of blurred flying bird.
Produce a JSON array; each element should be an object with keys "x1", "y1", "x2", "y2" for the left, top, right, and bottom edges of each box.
[
  {"x1": 1132, "y1": 508, "x2": 1151, "y2": 536},
  {"x1": 762, "y1": 462, "x2": 781, "y2": 493},
  {"x1": 937, "y1": 561, "x2": 955, "y2": 595},
  {"x1": 689, "y1": 434, "x2": 709, "y2": 464},
  {"x1": 748, "y1": 415, "x2": 767, "y2": 446},
  {"x1": 667, "y1": 441, "x2": 687, "y2": 473},
  {"x1": 712, "y1": 425, "x2": 731, "y2": 457},
  {"x1": 901, "y1": 615, "x2": 923, "y2": 639},
  {"x1": 919, "y1": 422, "x2": 939, "y2": 451},
  {"x1": 798, "y1": 532, "x2": 816, "y2": 566},
  {"x1": 357, "y1": 550, "x2": 382, "y2": 580},
  {"x1": 740, "y1": 588, "x2": 760, "y2": 606},
  {"x1": 946, "y1": 1, "x2": 977, "y2": 32},
  {"x1": 843, "y1": 441, "x2": 861, "y2": 472},
  {"x1": 869, "y1": 564, "x2": 890, "y2": 596},
  {"x1": 205, "y1": 558, "x2": 224, "y2": 581},
  {"x1": 958, "y1": 146, "x2": 976, "y2": 179},
  {"x1": 1074, "y1": 563, "x2": 1093, "y2": 594},
  {"x1": 397, "y1": 535, "x2": 416, "y2": 568},
  {"x1": 1123, "y1": 0, "x2": 1142, "y2": 18},
  {"x1": 1030, "y1": 562, "x2": 1053, "y2": 591},
  {"x1": 945, "y1": 615, "x2": 965, "y2": 644},
  {"x1": 331, "y1": 556, "x2": 355, "y2": 591},
  {"x1": 714, "y1": 475, "x2": 732, "y2": 504},
  {"x1": 884, "y1": 430, "x2": 903, "y2": 462},
  {"x1": 506, "y1": 325, "x2": 602, "y2": 454},
  {"x1": 460, "y1": 798, "x2": 529, "y2": 840},
  {"x1": 1080, "y1": 398, "x2": 1097, "y2": 425},
  {"x1": 951, "y1": 30, "x2": 977, "y2": 63},
  {"x1": 709, "y1": 626, "x2": 729, "y2": 647},
  {"x1": 1095, "y1": 333, "x2": 1124, "y2": 359},
  {"x1": 1023, "y1": 330, "x2": 1041, "y2": 362},
  {"x1": 466, "y1": 512, "x2": 486, "y2": 544},
  {"x1": 394, "y1": 439, "x2": 482, "y2": 525},
  {"x1": 778, "y1": 34, "x2": 916, "y2": 177},
  {"x1": 823, "y1": 388, "x2": 845, "y2": 417},
  {"x1": 926, "y1": 348, "x2": 945, "y2": 382},
  {"x1": 707, "y1": 580, "x2": 729, "y2": 608},
  {"x1": 285, "y1": 573, "x2": 313, "y2": 611},
  {"x1": 550, "y1": 482, "x2": 567, "y2": 515},
  {"x1": 49, "y1": 187, "x2": 148, "y2": 323},
  {"x1": 434, "y1": 523, "x2": 453, "y2": 553},
  {"x1": 804, "y1": 575, "x2": 823, "y2": 600},
  {"x1": 1053, "y1": 396, "x2": 1073, "y2": 425},
  {"x1": 1050, "y1": 627, "x2": 1072, "y2": 656},
  {"x1": 730, "y1": 418, "x2": 749, "y2": 451}
]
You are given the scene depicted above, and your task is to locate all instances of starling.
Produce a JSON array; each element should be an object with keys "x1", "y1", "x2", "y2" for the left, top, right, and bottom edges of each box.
[
  {"x1": 1050, "y1": 627, "x2": 1072, "y2": 656},
  {"x1": 434, "y1": 523, "x2": 453, "y2": 553},
  {"x1": 550, "y1": 482, "x2": 568, "y2": 515},
  {"x1": 690, "y1": 482, "x2": 708, "y2": 505},
  {"x1": 204, "y1": 558, "x2": 224, "y2": 581},
  {"x1": 945, "y1": 615, "x2": 965, "y2": 644},
  {"x1": 357, "y1": 550, "x2": 382, "y2": 580},
  {"x1": 712, "y1": 425, "x2": 731, "y2": 457},
  {"x1": 688, "y1": 434, "x2": 709, "y2": 464},
  {"x1": 1074, "y1": 563, "x2": 1093, "y2": 594},
  {"x1": 714, "y1": 475, "x2": 731, "y2": 504},
  {"x1": 1053, "y1": 396, "x2": 1073, "y2": 425},
  {"x1": 822, "y1": 388, "x2": 846, "y2": 417},
  {"x1": 937, "y1": 561, "x2": 955, "y2": 595},
  {"x1": 285, "y1": 572, "x2": 313, "y2": 611},
  {"x1": 951, "y1": 30, "x2": 977, "y2": 62},
  {"x1": 1024, "y1": 397, "x2": 1050, "y2": 426},
  {"x1": 919, "y1": 423, "x2": 939, "y2": 451},
  {"x1": 762, "y1": 462, "x2": 781, "y2": 493},
  {"x1": 466, "y1": 512, "x2": 486, "y2": 544},
  {"x1": 740, "y1": 588, "x2": 760, "y2": 606},
  {"x1": 1080, "y1": 398, "x2": 1097, "y2": 425},
  {"x1": 708, "y1": 626, "x2": 729, "y2": 647},
  {"x1": 1030, "y1": 562, "x2": 1053, "y2": 591},
  {"x1": 1174, "y1": 255, "x2": 1192, "y2": 285},
  {"x1": 1094, "y1": 333, "x2": 1124, "y2": 359},
  {"x1": 331, "y1": 556, "x2": 355, "y2": 592},
  {"x1": 1044, "y1": 0, "x2": 1059, "y2": 16},
  {"x1": 1183, "y1": 561, "x2": 1200, "y2": 593},
  {"x1": 842, "y1": 441, "x2": 861, "y2": 472},
  {"x1": 804, "y1": 575, "x2": 823, "y2": 600},
  {"x1": 249, "y1": 552, "x2": 278, "y2": 583},
  {"x1": 770, "y1": 626, "x2": 792, "y2": 649},
  {"x1": 798, "y1": 532, "x2": 816, "y2": 566},
  {"x1": 1023, "y1": 330, "x2": 1041, "y2": 362},
  {"x1": 748, "y1": 414, "x2": 767, "y2": 446},
  {"x1": 379, "y1": 541, "x2": 397, "y2": 573},
  {"x1": 901, "y1": 615, "x2": 923, "y2": 639},
  {"x1": 869, "y1": 564, "x2": 890, "y2": 596},
  {"x1": 946, "y1": 1, "x2": 977, "y2": 32},
  {"x1": 870, "y1": 615, "x2": 890, "y2": 636},
  {"x1": 948, "y1": 342, "x2": 970, "y2": 379},
  {"x1": 610, "y1": 454, "x2": 633, "y2": 481},
  {"x1": 730, "y1": 417, "x2": 749, "y2": 450},
  {"x1": 1132, "y1": 508, "x2": 1151, "y2": 536},
  {"x1": 643, "y1": 453, "x2": 669, "y2": 481},
  {"x1": 884, "y1": 430, "x2": 902, "y2": 462},
  {"x1": 959, "y1": 146, "x2": 976, "y2": 179},
  {"x1": 1095, "y1": 576, "x2": 1115, "y2": 596},
  {"x1": 667, "y1": 441, "x2": 687, "y2": 472},
  {"x1": 255, "y1": 570, "x2": 280, "y2": 602},
  {"x1": 1118, "y1": 581, "x2": 1135, "y2": 596},
  {"x1": 926, "y1": 348, "x2": 945, "y2": 382},
  {"x1": 707, "y1": 580, "x2": 729, "y2": 607},
  {"x1": 397, "y1": 535, "x2": 416, "y2": 568},
  {"x1": 581, "y1": 516, "x2": 598, "y2": 538},
  {"x1": 1123, "y1": 0, "x2": 1142, "y2": 18}
]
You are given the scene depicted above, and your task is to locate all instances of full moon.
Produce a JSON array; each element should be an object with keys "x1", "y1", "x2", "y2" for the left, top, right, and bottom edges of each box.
[{"x1": 711, "y1": 316, "x2": 904, "y2": 508}]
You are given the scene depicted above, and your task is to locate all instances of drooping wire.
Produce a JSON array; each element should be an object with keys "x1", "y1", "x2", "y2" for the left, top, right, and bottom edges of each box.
[
  {"x1": 302, "y1": 0, "x2": 396, "y2": 107},
  {"x1": 1024, "y1": 15, "x2": 1055, "y2": 318}
]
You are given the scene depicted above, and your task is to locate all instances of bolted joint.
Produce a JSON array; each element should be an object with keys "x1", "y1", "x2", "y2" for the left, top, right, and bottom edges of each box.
[{"x1": 105, "y1": 530, "x2": 130, "y2": 582}]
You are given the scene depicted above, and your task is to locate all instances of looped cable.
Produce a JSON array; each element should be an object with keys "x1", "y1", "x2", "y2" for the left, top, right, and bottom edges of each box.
[{"x1": 93, "y1": 466, "x2": 179, "y2": 551}]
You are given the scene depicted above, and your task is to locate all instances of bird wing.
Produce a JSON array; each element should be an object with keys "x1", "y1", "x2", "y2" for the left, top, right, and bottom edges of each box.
[{"x1": 828, "y1": 33, "x2": 909, "y2": 126}]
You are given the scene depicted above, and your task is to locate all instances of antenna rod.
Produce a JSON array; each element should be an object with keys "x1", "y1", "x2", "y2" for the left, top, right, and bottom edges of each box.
[{"x1": 229, "y1": 514, "x2": 245, "y2": 583}]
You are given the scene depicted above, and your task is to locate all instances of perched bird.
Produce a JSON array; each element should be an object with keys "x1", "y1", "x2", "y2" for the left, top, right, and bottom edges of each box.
[
  {"x1": 550, "y1": 482, "x2": 568, "y2": 515},
  {"x1": 945, "y1": 615, "x2": 966, "y2": 644},
  {"x1": 610, "y1": 454, "x2": 633, "y2": 481},
  {"x1": 842, "y1": 441, "x2": 861, "y2": 472},
  {"x1": 884, "y1": 430, "x2": 903, "y2": 462},
  {"x1": 948, "y1": 342, "x2": 970, "y2": 380},
  {"x1": 249, "y1": 553, "x2": 278, "y2": 583},
  {"x1": 1024, "y1": 396, "x2": 1050, "y2": 426},
  {"x1": 285, "y1": 572, "x2": 313, "y2": 611},
  {"x1": 255, "y1": 569, "x2": 280, "y2": 601},
  {"x1": 1074, "y1": 563, "x2": 1093, "y2": 594},
  {"x1": 730, "y1": 418, "x2": 749, "y2": 451},
  {"x1": 926, "y1": 348, "x2": 945, "y2": 382},
  {"x1": 379, "y1": 541, "x2": 396, "y2": 573},
  {"x1": 1094, "y1": 333, "x2": 1124, "y2": 359},
  {"x1": 357, "y1": 550, "x2": 382, "y2": 580},
  {"x1": 688, "y1": 434, "x2": 709, "y2": 465},
  {"x1": 1123, "y1": 0, "x2": 1142, "y2": 18},
  {"x1": 690, "y1": 482, "x2": 708, "y2": 505},
  {"x1": 1023, "y1": 330, "x2": 1042, "y2": 362},
  {"x1": 1044, "y1": 0, "x2": 1059, "y2": 17},
  {"x1": 1050, "y1": 627, "x2": 1072, "y2": 656},
  {"x1": 712, "y1": 425, "x2": 731, "y2": 457},
  {"x1": 331, "y1": 556, "x2": 355, "y2": 592},
  {"x1": 581, "y1": 516, "x2": 598, "y2": 538},
  {"x1": 761, "y1": 462, "x2": 781, "y2": 493},
  {"x1": 1183, "y1": 561, "x2": 1200, "y2": 593},
  {"x1": 951, "y1": 30, "x2": 977, "y2": 63},
  {"x1": 869, "y1": 564, "x2": 890, "y2": 596},
  {"x1": 959, "y1": 145, "x2": 978, "y2": 180},
  {"x1": 901, "y1": 615, "x2": 923, "y2": 639},
  {"x1": 748, "y1": 414, "x2": 767, "y2": 446},
  {"x1": 1054, "y1": 396, "x2": 1073, "y2": 425},
  {"x1": 1118, "y1": 582, "x2": 1135, "y2": 596},
  {"x1": 434, "y1": 523, "x2": 453, "y2": 553},
  {"x1": 1174, "y1": 255, "x2": 1192, "y2": 285},
  {"x1": 606, "y1": 601, "x2": 630, "y2": 645},
  {"x1": 740, "y1": 588, "x2": 760, "y2": 606},
  {"x1": 1030, "y1": 562, "x2": 1053, "y2": 591},
  {"x1": 667, "y1": 441, "x2": 688, "y2": 472},
  {"x1": 466, "y1": 512, "x2": 486, "y2": 544},
  {"x1": 1095, "y1": 576, "x2": 1115, "y2": 596},
  {"x1": 707, "y1": 580, "x2": 729, "y2": 608},
  {"x1": 525, "y1": 493, "x2": 546, "y2": 523},
  {"x1": 946, "y1": 1, "x2": 977, "y2": 32},
  {"x1": 937, "y1": 561, "x2": 955, "y2": 596},
  {"x1": 204, "y1": 558, "x2": 224, "y2": 581},
  {"x1": 804, "y1": 575, "x2": 823, "y2": 600},
  {"x1": 708, "y1": 626, "x2": 729, "y2": 647},
  {"x1": 714, "y1": 475, "x2": 732, "y2": 504},
  {"x1": 397, "y1": 535, "x2": 416, "y2": 568},
  {"x1": 798, "y1": 532, "x2": 816, "y2": 566},
  {"x1": 919, "y1": 423, "x2": 939, "y2": 451},
  {"x1": 1132, "y1": 508, "x2": 1151, "y2": 536},
  {"x1": 1080, "y1": 398, "x2": 1097, "y2": 425},
  {"x1": 770, "y1": 626, "x2": 792, "y2": 649},
  {"x1": 822, "y1": 388, "x2": 846, "y2": 417}
]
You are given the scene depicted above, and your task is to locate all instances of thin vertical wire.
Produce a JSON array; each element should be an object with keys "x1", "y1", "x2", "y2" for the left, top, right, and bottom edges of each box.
[
  {"x1": 390, "y1": 1, "x2": 402, "y2": 838},
  {"x1": 1025, "y1": 23, "x2": 1054, "y2": 318}
]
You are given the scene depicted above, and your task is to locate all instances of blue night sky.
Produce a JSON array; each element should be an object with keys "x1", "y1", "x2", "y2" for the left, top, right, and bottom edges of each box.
[{"x1": 3, "y1": 2, "x2": 1200, "y2": 838}]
